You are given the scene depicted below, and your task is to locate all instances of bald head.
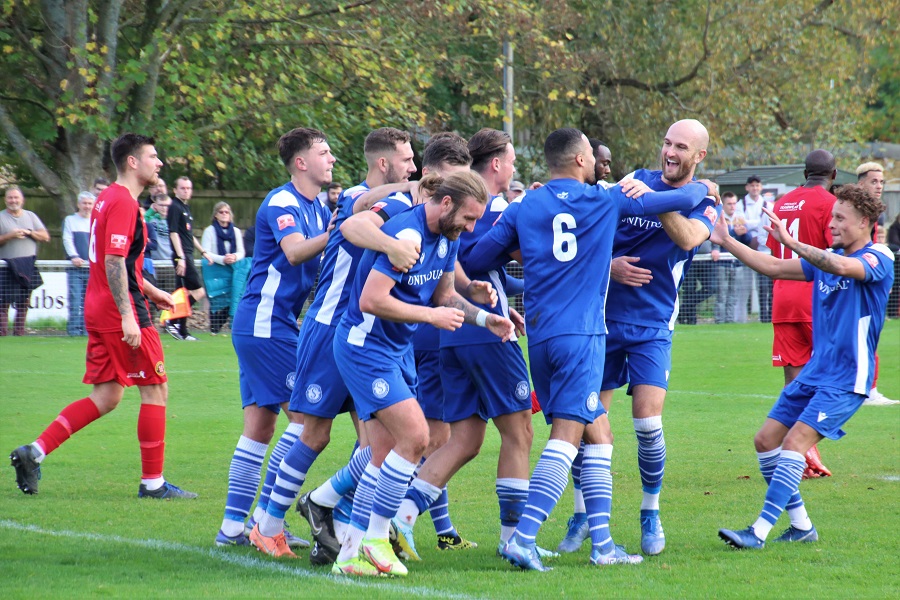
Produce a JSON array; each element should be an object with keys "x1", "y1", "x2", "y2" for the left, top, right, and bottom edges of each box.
[
  {"x1": 660, "y1": 119, "x2": 709, "y2": 186},
  {"x1": 805, "y1": 149, "x2": 835, "y2": 178},
  {"x1": 669, "y1": 119, "x2": 709, "y2": 151}
]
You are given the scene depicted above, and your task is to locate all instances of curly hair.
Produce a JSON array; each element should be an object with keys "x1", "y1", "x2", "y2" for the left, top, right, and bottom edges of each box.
[{"x1": 835, "y1": 183, "x2": 885, "y2": 224}]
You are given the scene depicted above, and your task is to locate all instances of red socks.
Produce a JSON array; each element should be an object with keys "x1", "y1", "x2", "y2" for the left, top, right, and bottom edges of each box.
[
  {"x1": 138, "y1": 404, "x2": 167, "y2": 480},
  {"x1": 36, "y1": 398, "x2": 101, "y2": 456}
]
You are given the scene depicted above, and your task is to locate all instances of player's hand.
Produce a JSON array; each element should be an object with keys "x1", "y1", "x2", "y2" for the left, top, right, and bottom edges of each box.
[
  {"x1": 326, "y1": 211, "x2": 337, "y2": 233},
  {"x1": 430, "y1": 306, "x2": 465, "y2": 331},
  {"x1": 387, "y1": 238, "x2": 420, "y2": 273},
  {"x1": 709, "y1": 212, "x2": 730, "y2": 246},
  {"x1": 610, "y1": 256, "x2": 652, "y2": 287},
  {"x1": 528, "y1": 182, "x2": 543, "y2": 190},
  {"x1": 410, "y1": 181, "x2": 425, "y2": 206},
  {"x1": 121, "y1": 316, "x2": 141, "y2": 349},
  {"x1": 466, "y1": 280, "x2": 497, "y2": 307},
  {"x1": 509, "y1": 307, "x2": 526, "y2": 337},
  {"x1": 619, "y1": 178, "x2": 653, "y2": 199},
  {"x1": 147, "y1": 287, "x2": 175, "y2": 312},
  {"x1": 696, "y1": 179, "x2": 721, "y2": 204},
  {"x1": 486, "y1": 314, "x2": 515, "y2": 342},
  {"x1": 761, "y1": 205, "x2": 789, "y2": 246},
  {"x1": 175, "y1": 260, "x2": 186, "y2": 276}
]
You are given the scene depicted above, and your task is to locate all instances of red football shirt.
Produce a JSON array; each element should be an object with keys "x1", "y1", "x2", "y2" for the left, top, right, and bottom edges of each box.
[
  {"x1": 766, "y1": 185, "x2": 835, "y2": 323},
  {"x1": 84, "y1": 183, "x2": 152, "y2": 333}
]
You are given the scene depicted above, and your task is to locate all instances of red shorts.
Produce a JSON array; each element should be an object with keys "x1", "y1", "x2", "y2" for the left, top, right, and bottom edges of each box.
[
  {"x1": 83, "y1": 327, "x2": 167, "y2": 387},
  {"x1": 772, "y1": 322, "x2": 812, "y2": 367}
]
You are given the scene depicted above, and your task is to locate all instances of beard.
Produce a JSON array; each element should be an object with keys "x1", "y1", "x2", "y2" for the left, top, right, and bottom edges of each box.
[
  {"x1": 385, "y1": 163, "x2": 408, "y2": 185},
  {"x1": 438, "y1": 209, "x2": 465, "y2": 240},
  {"x1": 141, "y1": 171, "x2": 160, "y2": 188},
  {"x1": 659, "y1": 151, "x2": 694, "y2": 184}
]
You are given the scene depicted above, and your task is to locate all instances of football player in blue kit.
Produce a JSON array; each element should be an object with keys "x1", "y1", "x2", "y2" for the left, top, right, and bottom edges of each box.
[
  {"x1": 248, "y1": 128, "x2": 420, "y2": 559},
  {"x1": 289, "y1": 133, "x2": 473, "y2": 564},
  {"x1": 331, "y1": 171, "x2": 515, "y2": 577},
  {"x1": 715, "y1": 184, "x2": 893, "y2": 550},
  {"x1": 216, "y1": 127, "x2": 334, "y2": 554},
  {"x1": 467, "y1": 127, "x2": 716, "y2": 571},
  {"x1": 393, "y1": 128, "x2": 541, "y2": 559},
  {"x1": 559, "y1": 120, "x2": 721, "y2": 557}
]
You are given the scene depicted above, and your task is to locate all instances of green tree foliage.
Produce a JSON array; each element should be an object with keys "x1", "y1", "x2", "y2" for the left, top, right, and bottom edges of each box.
[{"x1": 0, "y1": 0, "x2": 894, "y2": 219}]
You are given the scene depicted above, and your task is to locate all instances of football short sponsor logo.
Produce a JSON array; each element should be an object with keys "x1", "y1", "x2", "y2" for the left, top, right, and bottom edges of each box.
[
  {"x1": 437, "y1": 238, "x2": 449, "y2": 259},
  {"x1": 155, "y1": 361, "x2": 166, "y2": 376},
  {"x1": 703, "y1": 205, "x2": 718, "y2": 225},
  {"x1": 306, "y1": 384, "x2": 323, "y2": 404},
  {"x1": 286, "y1": 371, "x2": 296, "y2": 390},
  {"x1": 515, "y1": 381, "x2": 529, "y2": 400},
  {"x1": 372, "y1": 378, "x2": 390, "y2": 399},
  {"x1": 127, "y1": 370, "x2": 146, "y2": 379},
  {"x1": 862, "y1": 252, "x2": 879, "y2": 268},
  {"x1": 110, "y1": 234, "x2": 128, "y2": 250},
  {"x1": 586, "y1": 392, "x2": 599, "y2": 412},
  {"x1": 277, "y1": 214, "x2": 296, "y2": 231}
]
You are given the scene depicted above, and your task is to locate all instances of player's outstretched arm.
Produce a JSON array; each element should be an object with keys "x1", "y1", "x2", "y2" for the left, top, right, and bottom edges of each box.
[
  {"x1": 144, "y1": 280, "x2": 174, "y2": 312},
  {"x1": 105, "y1": 254, "x2": 141, "y2": 348},
  {"x1": 763, "y1": 205, "x2": 868, "y2": 280},
  {"x1": 340, "y1": 211, "x2": 420, "y2": 272},
  {"x1": 432, "y1": 271, "x2": 514, "y2": 341},
  {"x1": 279, "y1": 230, "x2": 329, "y2": 266},
  {"x1": 352, "y1": 181, "x2": 418, "y2": 214},
  {"x1": 710, "y1": 208, "x2": 804, "y2": 280}
]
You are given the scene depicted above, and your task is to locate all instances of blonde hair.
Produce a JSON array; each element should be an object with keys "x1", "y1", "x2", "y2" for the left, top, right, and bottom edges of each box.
[{"x1": 855, "y1": 162, "x2": 884, "y2": 177}]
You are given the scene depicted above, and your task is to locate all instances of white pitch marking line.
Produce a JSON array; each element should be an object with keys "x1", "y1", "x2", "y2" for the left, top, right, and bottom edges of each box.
[{"x1": 0, "y1": 519, "x2": 479, "y2": 599}]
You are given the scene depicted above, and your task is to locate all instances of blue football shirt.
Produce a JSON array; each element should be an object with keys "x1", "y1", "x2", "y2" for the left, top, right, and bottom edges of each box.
[
  {"x1": 338, "y1": 204, "x2": 459, "y2": 354},
  {"x1": 468, "y1": 177, "x2": 708, "y2": 344},
  {"x1": 305, "y1": 182, "x2": 411, "y2": 326},
  {"x1": 796, "y1": 243, "x2": 894, "y2": 394},
  {"x1": 606, "y1": 169, "x2": 721, "y2": 330},
  {"x1": 231, "y1": 182, "x2": 331, "y2": 340}
]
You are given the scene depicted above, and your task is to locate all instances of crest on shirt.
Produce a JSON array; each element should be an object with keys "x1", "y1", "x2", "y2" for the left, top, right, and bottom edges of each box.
[
  {"x1": 862, "y1": 252, "x2": 879, "y2": 269},
  {"x1": 437, "y1": 238, "x2": 448, "y2": 259},
  {"x1": 110, "y1": 234, "x2": 128, "y2": 250},
  {"x1": 306, "y1": 384, "x2": 323, "y2": 404},
  {"x1": 515, "y1": 381, "x2": 529, "y2": 400},
  {"x1": 277, "y1": 214, "x2": 295, "y2": 231},
  {"x1": 586, "y1": 392, "x2": 599, "y2": 412},
  {"x1": 703, "y1": 205, "x2": 718, "y2": 225},
  {"x1": 285, "y1": 371, "x2": 296, "y2": 390},
  {"x1": 372, "y1": 378, "x2": 390, "y2": 399}
]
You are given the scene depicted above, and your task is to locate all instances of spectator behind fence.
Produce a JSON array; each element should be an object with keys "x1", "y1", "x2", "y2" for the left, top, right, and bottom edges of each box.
[
  {"x1": 735, "y1": 175, "x2": 763, "y2": 322},
  {"x1": 507, "y1": 180, "x2": 525, "y2": 201},
  {"x1": 755, "y1": 191, "x2": 776, "y2": 323},
  {"x1": 678, "y1": 239, "x2": 717, "y2": 325},
  {"x1": 713, "y1": 191, "x2": 753, "y2": 324},
  {"x1": 145, "y1": 194, "x2": 173, "y2": 291},
  {"x1": 62, "y1": 191, "x2": 95, "y2": 336},
  {"x1": 201, "y1": 202, "x2": 247, "y2": 334},
  {"x1": 887, "y1": 213, "x2": 900, "y2": 318},
  {"x1": 0, "y1": 186, "x2": 50, "y2": 336}
]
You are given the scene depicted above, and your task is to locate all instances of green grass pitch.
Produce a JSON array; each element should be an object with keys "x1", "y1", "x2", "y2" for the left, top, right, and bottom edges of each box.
[{"x1": 1, "y1": 321, "x2": 898, "y2": 598}]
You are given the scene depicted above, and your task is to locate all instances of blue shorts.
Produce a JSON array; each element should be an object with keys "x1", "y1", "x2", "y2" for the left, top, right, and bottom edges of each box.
[
  {"x1": 416, "y1": 350, "x2": 443, "y2": 421},
  {"x1": 232, "y1": 333, "x2": 297, "y2": 413},
  {"x1": 768, "y1": 380, "x2": 865, "y2": 440},
  {"x1": 601, "y1": 321, "x2": 672, "y2": 394},
  {"x1": 441, "y1": 342, "x2": 531, "y2": 423},
  {"x1": 334, "y1": 337, "x2": 418, "y2": 422},
  {"x1": 529, "y1": 334, "x2": 606, "y2": 425},
  {"x1": 289, "y1": 319, "x2": 354, "y2": 419}
]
